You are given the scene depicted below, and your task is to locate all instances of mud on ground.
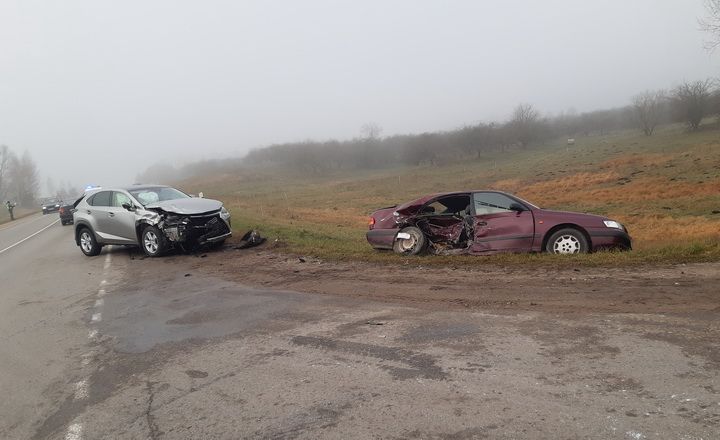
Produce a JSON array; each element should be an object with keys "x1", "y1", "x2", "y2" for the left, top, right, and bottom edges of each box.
[{"x1": 181, "y1": 242, "x2": 720, "y2": 316}]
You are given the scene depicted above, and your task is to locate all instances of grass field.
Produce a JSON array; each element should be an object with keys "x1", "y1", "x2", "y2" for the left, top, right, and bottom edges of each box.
[{"x1": 180, "y1": 123, "x2": 720, "y2": 267}]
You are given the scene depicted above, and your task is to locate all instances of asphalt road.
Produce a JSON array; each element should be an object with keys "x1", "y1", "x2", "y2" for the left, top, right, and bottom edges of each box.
[{"x1": 1, "y1": 214, "x2": 718, "y2": 439}]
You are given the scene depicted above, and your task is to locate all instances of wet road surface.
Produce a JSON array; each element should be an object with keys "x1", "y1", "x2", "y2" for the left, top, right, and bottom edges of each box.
[{"x1": 0, "y1": 217, "x2": 718, "y2": 439}]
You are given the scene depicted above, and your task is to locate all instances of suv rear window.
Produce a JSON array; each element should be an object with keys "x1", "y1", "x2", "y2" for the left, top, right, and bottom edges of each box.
[{"x1": 88, "y1": 191, "x2": 112, "y2": 207}]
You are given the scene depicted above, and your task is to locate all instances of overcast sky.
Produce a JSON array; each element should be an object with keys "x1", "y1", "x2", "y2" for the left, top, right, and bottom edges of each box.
[{"x1": 1, "y1": 0, "x2": 718, "y2": 192}]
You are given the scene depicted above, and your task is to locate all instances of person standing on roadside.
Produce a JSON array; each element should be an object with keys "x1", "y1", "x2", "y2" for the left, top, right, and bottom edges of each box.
[{"x1": 5, "y1": 200, "x2": 15, "y2": 221}]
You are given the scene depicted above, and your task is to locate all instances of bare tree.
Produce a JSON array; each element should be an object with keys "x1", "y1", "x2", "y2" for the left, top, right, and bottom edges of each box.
[
  {"x1": 360, "y1": 122, "x2": 383, "y2": 140},
  {"x1": 672, "y1": 79, "x2": 714, "y2": 131},
  {"x1": 0, "y1": 145, "x2": 11, "y2": 201},
  {"x1": 700, "y1": 0, "x2": 720, "y2": 51},
  {"x1": 7, "y1": 151, "x2": 40, "y2": 207},
  {"x1": 509, "y1": 104, "x2": 540, "y2": 147},
  {"x1": 632, "y1": 90, "x2": 666, "y2": 136}
]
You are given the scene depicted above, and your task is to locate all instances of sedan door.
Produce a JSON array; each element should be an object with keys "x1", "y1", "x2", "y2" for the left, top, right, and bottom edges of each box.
[{"x1": 470, "y1": 192, "x2": 535, "y2": 253}]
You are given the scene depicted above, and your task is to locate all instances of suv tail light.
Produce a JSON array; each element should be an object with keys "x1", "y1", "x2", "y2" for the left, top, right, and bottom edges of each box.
[{"x1": 368, "y1": 217, "x2": 375, "y2": 229}]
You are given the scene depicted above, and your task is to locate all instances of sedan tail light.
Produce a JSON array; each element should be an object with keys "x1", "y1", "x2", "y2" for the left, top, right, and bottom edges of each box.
[{"x1": 368, "y1": 217, "x2": 376, "y2": 228}]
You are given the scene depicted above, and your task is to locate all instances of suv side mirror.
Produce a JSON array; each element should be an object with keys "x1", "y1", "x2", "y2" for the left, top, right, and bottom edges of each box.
[
  {"x1": 122, "y1": 203, "x2": 136, "y2": 212},
  {"x1": 509, "y1": 203, "x2": 526, "y2": 212}
]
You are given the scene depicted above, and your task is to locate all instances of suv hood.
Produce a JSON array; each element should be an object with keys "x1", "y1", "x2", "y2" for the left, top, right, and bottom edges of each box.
[{"x1": 146, "y1": 198, "x2": 223, "y2": 215}]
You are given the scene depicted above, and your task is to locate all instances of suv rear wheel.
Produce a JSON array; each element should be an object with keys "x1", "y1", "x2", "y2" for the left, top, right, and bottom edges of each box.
[
  {"x1": 79, "y1": 227, "x2": 102, "y2": 256},
  {"x1": 141, "y1": 225, "x2": 167, "y2": 257}
]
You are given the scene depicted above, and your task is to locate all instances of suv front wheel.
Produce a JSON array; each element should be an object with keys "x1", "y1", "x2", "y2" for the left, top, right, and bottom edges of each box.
[{"x1": 141, "y1": 225, "x2": 167, "y2": 257}]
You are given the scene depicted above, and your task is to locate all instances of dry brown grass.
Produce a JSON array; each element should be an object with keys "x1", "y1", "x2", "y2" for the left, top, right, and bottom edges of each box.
[
  {"x1": 518, "y1": 175, "x2": 720, "y2": 206},
  {"x1": 599, "y1": 153, "x2": 674, "y2": 169},
  {"x1": 619, "y1": 214, "x2": 720, "y2": 246}
]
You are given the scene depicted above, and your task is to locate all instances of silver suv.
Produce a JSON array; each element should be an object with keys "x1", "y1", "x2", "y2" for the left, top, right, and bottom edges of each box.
[{"x1": 73, "y1": 185, "x2": 232, "y2": 257}]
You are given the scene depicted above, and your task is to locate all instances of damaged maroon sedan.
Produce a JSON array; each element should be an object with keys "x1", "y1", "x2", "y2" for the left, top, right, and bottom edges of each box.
[{"x1": 367, "y1": 191, "x2": 631, "y2": 255}]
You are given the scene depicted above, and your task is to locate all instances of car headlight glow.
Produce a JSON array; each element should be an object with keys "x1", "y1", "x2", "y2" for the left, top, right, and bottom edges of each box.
[{"x1": 603, "y1": 220, "x2": 623, "y2": 229}]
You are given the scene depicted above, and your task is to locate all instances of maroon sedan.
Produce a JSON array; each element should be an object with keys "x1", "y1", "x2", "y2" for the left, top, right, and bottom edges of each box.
[{"x1": 367, "y1": 191, "x2": 631, "y2": 255}]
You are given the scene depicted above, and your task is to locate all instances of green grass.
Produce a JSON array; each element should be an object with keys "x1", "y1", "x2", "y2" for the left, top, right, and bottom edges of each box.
[{"x1": 181, "y1": 122, "x2": 720, "y2": 267}]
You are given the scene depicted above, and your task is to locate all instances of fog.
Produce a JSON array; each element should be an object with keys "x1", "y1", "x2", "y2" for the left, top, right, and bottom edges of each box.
[{"x1": 0, "y1": 0, "x2": 718, "y2": 193}]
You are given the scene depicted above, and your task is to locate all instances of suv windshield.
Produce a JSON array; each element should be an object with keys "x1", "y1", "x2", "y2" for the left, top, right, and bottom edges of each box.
[{"x1": 129, "y1": 187, "x2": 190, "y2": 206}]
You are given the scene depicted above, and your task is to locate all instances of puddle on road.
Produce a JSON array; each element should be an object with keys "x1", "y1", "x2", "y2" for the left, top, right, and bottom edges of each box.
[{"x1": 99, "y1": 274, "x2": 315, "y2": 353}]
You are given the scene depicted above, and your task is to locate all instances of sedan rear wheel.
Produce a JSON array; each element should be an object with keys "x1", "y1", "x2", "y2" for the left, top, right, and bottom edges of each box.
[{"x1": 546, "y1": 228, "x2": 589, "y2": 254}]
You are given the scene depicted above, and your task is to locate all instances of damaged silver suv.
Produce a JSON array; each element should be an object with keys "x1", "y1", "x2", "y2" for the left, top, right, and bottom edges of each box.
[{"x1": 73, "y1": 185, "x2": 232, "y2": 257}]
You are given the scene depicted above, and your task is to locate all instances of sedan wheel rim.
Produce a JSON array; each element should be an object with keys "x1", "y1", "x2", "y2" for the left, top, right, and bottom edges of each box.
[
  {"x1": 144, "y1": 231, "x2": 159, "y2": 254},
  {"x1": 553, "y1": 235, "x2": 580, "y2": 254},
  {"x1": 398, "y1": 234, "x2": 418, "y2": 252},
  {"x1": 80, "y1": 232, "x2": 92, "y2": 252}
]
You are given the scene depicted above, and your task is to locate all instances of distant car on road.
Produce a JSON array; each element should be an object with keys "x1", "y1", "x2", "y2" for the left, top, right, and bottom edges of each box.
[
  {"x1": 73, "y1": 185, "x2": 232, "y2": 257},
  {"x1": 58, "y1": 202, "x2": 74, "y2": 225},
  {"x1": 367, "y1": 191, "x2": 631, "y2": 255},
  {"x1": 42, "y1": 199, "x2": 63, "y2": 215}
]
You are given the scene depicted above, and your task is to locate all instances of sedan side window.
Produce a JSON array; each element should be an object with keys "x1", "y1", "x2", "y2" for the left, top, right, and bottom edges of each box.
[
  {"x1": 88, "y1": 191, "x2": 112, "y2": 207},
  {"x1": 112, "y1": 192, "x2": 132, "y2": 208},
  {"x1": 473, "y1": 193, "x2": 517, "y2": 215}
]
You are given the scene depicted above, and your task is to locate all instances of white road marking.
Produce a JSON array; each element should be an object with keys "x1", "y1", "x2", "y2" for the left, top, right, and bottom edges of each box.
[
  {"x1": 103, "y1": 249, "x2": 112, "y2": 269},
  {"x1": 74, "y1": 380, "x2": 89, "y2": 400},
  {"x1": 63, "y1": 249, "x2": 113, "y2": 439},
  {"x1": 0, "y1": 218, "x2": 60, "y2": 254},
  {"x1": 65, "y1": 422, "x2": 83, "y2": 440}
]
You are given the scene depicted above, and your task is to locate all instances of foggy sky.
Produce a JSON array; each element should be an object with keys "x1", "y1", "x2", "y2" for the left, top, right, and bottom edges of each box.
[{"x1": 1, "y1": 0, "x2": 718, "y2": 193}]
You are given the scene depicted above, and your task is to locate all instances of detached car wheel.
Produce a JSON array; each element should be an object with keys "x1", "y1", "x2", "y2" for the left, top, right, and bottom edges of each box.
[
  {"x1": 79, "y1": 228, "x2": 102, "y2": 256},
  {"x1": 546, "y1": 228, "x2": 589, "y2": 254},
  {"x1": 393, "y1": 226, "x2": 428, "y2": 255},
  {"x1": 141, "y1": 225, "x2": 168, "y2": 257}
]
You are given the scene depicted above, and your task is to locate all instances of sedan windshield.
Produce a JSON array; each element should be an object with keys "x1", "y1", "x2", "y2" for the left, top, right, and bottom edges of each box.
[{"x1": 129, "y1": 187, "x2": 190, "y2": 206}]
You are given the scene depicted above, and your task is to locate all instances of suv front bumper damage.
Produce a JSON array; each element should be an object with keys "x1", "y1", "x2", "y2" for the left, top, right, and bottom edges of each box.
[{"x1": 159, "y1": 212, "x2": 232, "y2": 246}]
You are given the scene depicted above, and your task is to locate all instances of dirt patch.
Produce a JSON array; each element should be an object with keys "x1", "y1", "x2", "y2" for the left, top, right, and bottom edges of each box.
[{"x1": 182, "y1": 243, "x2": 720, "y2": 316}]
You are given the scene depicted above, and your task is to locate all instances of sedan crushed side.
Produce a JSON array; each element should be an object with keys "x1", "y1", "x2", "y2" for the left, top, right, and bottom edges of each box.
[{"x1": 367, "y1": 191, "x2": 632, "y2": 256}]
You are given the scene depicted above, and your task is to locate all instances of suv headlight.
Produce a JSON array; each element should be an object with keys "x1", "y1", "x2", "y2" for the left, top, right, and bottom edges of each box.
[
  {"x1": 603, "y1": 220, "x2": 623, "y2": 230},
  {"x1": 220, "y1": 206, "x2": 230, "y2": 217}
]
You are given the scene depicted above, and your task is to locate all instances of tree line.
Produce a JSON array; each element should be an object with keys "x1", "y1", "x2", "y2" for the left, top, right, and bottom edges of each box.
[
  {"x1": 238, "y1": 79, "x2": 719, "y2": 174},
  {"x1": 137, "y1": 77, "x2": 719, "y2": 182}
]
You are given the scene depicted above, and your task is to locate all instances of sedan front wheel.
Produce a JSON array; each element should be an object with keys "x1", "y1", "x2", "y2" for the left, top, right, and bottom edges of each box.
[{"x1": 546, "y1": 228, "x2": 589, "y2": 254}]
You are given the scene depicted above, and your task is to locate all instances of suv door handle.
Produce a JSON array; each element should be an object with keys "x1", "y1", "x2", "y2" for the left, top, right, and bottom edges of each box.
[
  {"x1": 476, "y1": 221, "x2": 488, "y2": 226},
  {"x1": 108, "y1": 212, "x2": 115, "y2": 217},
  {"x1": 86, "y1": 210, "x2": 91, "y2": 214}
]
